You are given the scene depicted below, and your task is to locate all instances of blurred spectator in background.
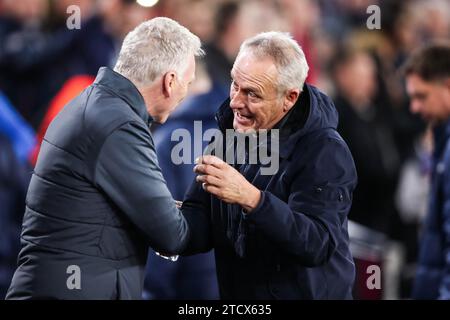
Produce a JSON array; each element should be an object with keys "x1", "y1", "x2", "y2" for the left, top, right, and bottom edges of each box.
[
  {"x1": 404, "y1": 42, "x2": 450, "y2": 299},
  {"x1": 164, "y1": 0, "x2": 216, "y2": 43},
  {"x1": 331, "y1": 47, "x2": 401, "y2": 235},
  {"x1": 0, "y1": 134, "x2": 30, "y2": 299},
  {"x1": 202, "y1": 0, "x2": 240, "y2": 90},
  {"x1": 394, "y1": 128, "x2": 432, "y2": 296},
  {"x1": 413, "y1": 0, "x2": 450, "y2": 41},
  {"x1": 0, "y1": 0, "x2": 52, "y2": 125},
  {"x1": 279, "y1": 0, "x2": 320, "y2": 85},
  {"x1": 0, "y1": 0, "x2": 100, "y2": 126},
  {"x1": 203, "y1": 0, "x2": 285, "y2": 90}
]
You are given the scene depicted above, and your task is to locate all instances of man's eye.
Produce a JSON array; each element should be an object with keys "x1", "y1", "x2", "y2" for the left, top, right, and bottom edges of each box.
[{"x1": 248, "y1": 91, "x2": 258, "y2": 98}]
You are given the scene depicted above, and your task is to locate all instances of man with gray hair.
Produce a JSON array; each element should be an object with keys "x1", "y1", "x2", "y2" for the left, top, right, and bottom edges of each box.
[
  {"x1": 6, "y1": 17, "x2": 202, "y2": 299},
  {"x1": 181, "y1": 31, "x2": 357, "y2": 299}
]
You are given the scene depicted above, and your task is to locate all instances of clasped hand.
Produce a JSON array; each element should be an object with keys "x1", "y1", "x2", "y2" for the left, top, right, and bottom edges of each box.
[{"x1": 193, "y1": 155, "x2": 261, "y2": 213}]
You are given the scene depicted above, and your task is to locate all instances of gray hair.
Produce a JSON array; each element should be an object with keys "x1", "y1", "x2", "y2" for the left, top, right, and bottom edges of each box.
[
  {"x1": 236, "y1": 31, "x2": 309, "y2": 93},
  {"x1": 114, "y1": 17, "x2": 204, "y2": 87}
]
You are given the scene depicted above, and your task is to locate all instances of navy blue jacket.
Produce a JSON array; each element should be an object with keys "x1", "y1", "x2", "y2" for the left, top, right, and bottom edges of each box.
[
  {"x1": 181, "y1": 84, "x2": 357, "y2": 299},
  {"x1": 6, "y1": 67, "x2": 189, "y2": 299},
  {"x1": 412, "y1": 121, "x2": 450, "y2": 299}
]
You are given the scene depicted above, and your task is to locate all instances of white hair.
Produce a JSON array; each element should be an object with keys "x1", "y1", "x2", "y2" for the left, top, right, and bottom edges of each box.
[
  {"x1": 236, "y1": 31, "x2": 309, "y2": 93},
  {"x1": 114, "y1": 17, "x2": 204, "y2": 87}
]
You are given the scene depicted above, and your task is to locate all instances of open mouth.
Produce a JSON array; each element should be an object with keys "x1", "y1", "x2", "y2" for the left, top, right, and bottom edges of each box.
[{"x1": 235, "y1": 111, "x2": 253, "y2": 122}]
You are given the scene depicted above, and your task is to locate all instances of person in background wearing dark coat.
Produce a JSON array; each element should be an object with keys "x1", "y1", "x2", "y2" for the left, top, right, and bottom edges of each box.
[
  {"x1": 181, "y1": 32, "x2": 358, "y2": 299},
  {"x1": 330, "y1": 48, "x2": 401, "y2": 236},
  {"x1": 6, "y1": 17, "x2": 202, "y2": 300},
  {"x1": 404, "y1": 42, "x2": 450, "y2": 299}
]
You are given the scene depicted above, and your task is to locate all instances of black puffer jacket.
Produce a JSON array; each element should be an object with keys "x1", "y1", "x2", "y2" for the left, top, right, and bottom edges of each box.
[{"x1": 6, "y1": 67, "x2": 189, "y2": 300}]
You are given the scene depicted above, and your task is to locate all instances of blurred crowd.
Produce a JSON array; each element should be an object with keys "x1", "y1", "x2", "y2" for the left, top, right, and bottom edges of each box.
[{"x1": 0, "y1": 0, "x2": 449, "y2": 299}]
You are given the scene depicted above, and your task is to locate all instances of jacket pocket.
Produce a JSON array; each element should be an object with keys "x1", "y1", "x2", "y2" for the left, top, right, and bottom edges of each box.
[{"x1": 310, "y1": 184, "x2": 348, "y2": 203}]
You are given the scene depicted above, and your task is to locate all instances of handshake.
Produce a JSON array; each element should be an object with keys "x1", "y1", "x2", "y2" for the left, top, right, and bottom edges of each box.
[
  {"x1": 154, "y1": 199, "x2": 183, "y2": 262},
  {"x1": 155, "y1": 155, "x2": 261, "y2": 261}
]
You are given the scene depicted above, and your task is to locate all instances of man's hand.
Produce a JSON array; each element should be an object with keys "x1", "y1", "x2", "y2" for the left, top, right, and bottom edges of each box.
[
  {"x1": 194, "y1": 155, "x2": 261, "y2": 213},
  {"x1": 175, "y1": 200, "x2": 183, "y2": 209}
]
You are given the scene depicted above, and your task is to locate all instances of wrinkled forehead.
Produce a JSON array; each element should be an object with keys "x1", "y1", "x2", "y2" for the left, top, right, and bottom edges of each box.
[{"x1": 232, "y1": 51, "x2": 278, "y2": 80}]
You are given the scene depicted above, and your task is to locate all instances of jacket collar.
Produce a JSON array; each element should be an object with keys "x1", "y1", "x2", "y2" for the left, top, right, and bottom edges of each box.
[
  {"x1": 94, "y1": 67, "x2": 152, "y2": 125},
  {"x1": 432, "y1": 120, "x2": 450, "y2": 159}
]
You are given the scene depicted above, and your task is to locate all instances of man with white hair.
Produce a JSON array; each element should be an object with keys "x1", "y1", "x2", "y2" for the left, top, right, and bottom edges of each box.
[
  {"x1": 181, "y1": 31, "x2": 357, "y2": 299},
  {"x1": 6, "y1": 17, "x2": 202, "y2": 300}
]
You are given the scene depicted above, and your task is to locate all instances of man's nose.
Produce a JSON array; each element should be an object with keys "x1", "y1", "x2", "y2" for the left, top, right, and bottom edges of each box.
[
  {"x1": 410, "y1": 100, "x2": 421, "y2": 114},
  {"x1": 230, "y1": 91, "x2": 245, "y2": 109}
]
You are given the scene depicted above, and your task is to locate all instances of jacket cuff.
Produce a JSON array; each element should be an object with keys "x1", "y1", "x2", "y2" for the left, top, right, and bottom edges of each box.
[{"x1": 241, "y1": 191, "x2": 266, "y2": 219}]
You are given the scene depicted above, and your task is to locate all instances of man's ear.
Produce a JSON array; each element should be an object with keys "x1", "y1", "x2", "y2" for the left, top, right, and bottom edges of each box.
[
  {"x1": 162, "y1": 71, "x2": 176, "y2": 98},
  {"x1": 283, "y1": 88, "x2": 300, "y2": 112}
]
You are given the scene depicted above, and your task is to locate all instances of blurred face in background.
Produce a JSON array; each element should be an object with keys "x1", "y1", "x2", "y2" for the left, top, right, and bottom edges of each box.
[
  {"x1": 406, "y1": 74, "x2": 450, "y2": 124},
  {"x1": 218, "y1": 0, "x2": 286, "y2": 62},
  {"x1": 170, "y1": 0, "x2": 215, "y2": 42},
  {"x1": 98, "y1": 0, "x2": 156, "y2": 39},
  {"x1": 335, "y1": 51, "x2": 377, "y2": 110}
]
